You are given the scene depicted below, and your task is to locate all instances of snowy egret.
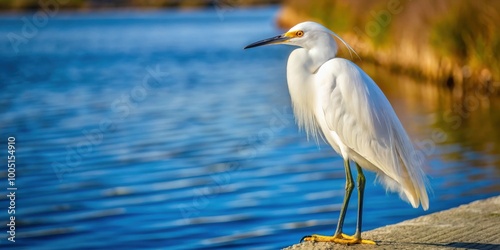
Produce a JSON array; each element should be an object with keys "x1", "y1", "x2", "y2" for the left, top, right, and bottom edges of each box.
[{"x1": 244, "y1": 21, "x2": 429, "y2": 245}]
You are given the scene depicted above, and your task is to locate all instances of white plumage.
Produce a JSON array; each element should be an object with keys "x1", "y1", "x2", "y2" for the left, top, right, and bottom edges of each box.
[
  {"x1": 245, "y1": 21, "x2": 429, "y2": 244},
  {"x1": 283, "y1": 22, "x2": 429, "y2": 210}
]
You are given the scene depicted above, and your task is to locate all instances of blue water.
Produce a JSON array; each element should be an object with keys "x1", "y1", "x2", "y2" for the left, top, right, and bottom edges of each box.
[{"x1": 1, "y1": 7, "x2": 499, "y2": 250}]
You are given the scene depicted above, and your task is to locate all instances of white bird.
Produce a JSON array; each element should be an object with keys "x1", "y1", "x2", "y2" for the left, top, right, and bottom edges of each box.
[{"x1": 245, "y1": 21, "x2": 429, "y2": 245}]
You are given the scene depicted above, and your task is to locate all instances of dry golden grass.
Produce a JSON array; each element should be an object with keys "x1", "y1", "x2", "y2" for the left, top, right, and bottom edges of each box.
[{"x1": 277, "y1": 0, "x2": 500, "y2": 89}]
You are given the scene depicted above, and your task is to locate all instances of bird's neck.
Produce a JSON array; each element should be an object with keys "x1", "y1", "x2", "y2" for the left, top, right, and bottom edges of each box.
[
  {"x1": 307, "y1": 41, "x2": 338, "y2": 73},
  {"x1": 285, "y1": 39, "x2": 338, "y2": 142},
  {"x1": 286, "y1": 48, "x2": 325, "y2": 142}
]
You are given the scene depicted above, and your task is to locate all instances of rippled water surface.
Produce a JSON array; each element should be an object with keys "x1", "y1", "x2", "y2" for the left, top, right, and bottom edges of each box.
[{"x1": 1, "y1": 7, "x2": 499, "y2": 250}]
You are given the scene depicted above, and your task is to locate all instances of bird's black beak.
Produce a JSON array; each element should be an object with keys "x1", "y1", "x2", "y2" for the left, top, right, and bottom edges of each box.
[{"x1": 244, "y1": 34, "x2": 290, "y2": 49}]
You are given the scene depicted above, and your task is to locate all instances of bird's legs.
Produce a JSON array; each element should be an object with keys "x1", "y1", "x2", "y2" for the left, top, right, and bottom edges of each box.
[
  {"x1": 301, "y1": 161, "x2": 375, "y2": 245},
  {"x1": 354, "y1": 163, "x2": 366, "y2": 239},
  {"x1": 339, "y1": 164, "x2": 375, "y2": 244},
  {"x1": 334, "y1": 159, "x2": 355, "y2": 237}
]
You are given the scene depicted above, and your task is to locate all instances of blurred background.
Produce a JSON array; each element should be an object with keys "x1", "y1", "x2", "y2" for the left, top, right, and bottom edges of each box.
[{"x1": 0, "y1": 0, "x2": 499, "y2": 249}]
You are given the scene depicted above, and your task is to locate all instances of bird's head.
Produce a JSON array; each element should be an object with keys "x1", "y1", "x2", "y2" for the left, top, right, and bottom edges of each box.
[
  {"x1": 244, "y1": 21, "x2": 358, "y2": 59},
  {"x1": 244, "y1": 21, "x2": 325, "y2": 49},
  {"x1": 245, "y1": 22, "x2": 322, "y2": 49}
]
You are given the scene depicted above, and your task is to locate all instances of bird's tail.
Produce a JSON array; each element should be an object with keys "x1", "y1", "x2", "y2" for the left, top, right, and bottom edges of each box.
[
  {"x1": 377, "y1": 158, "x2": 429, "y2": 211},
  {"x1": 391, "y1": 130, "x2": 430, "y2": 211}
]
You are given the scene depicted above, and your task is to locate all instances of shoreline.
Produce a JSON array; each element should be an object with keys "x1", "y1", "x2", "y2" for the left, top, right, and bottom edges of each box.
[{"x1": 283, "y1": 195, "x2": 500, "y2": 249}]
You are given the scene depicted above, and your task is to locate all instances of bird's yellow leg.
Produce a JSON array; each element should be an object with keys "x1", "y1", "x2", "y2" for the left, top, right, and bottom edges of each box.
[{"x1": 301, "y1": 233, "x2": 375, "y2": 245}]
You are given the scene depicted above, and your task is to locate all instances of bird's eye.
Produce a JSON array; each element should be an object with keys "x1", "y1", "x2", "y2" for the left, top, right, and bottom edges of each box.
[{"x1": 296, "y1": 30, "x2": 304, "y2": 37}]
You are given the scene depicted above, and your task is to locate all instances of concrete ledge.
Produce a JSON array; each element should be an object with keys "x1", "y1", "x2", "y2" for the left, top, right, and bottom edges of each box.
[{"x1": 283, "y1": 196, "x2": 500, "y2": 250}]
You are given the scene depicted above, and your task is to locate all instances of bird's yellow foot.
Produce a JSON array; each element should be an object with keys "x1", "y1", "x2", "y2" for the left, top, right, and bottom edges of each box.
[{"x1": 301, "y1": 233, "x2": 376, "y2": 245}]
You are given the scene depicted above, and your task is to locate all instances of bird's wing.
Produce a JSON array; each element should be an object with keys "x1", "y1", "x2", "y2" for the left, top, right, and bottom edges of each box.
[{"x1": 316, "y1": 58, "x2": 429, "y2": 210}]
